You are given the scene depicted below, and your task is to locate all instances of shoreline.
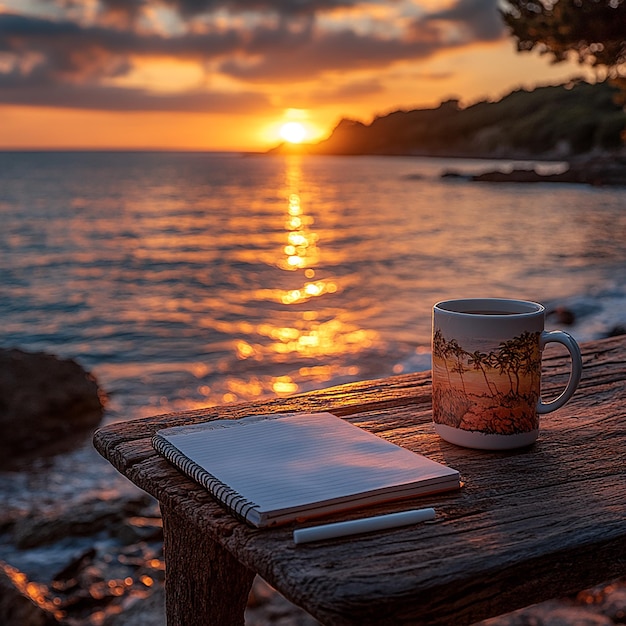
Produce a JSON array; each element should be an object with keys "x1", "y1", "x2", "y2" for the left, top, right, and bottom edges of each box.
[{"x1": 440, "y1": 152, "x2": 626, "y2": 186}]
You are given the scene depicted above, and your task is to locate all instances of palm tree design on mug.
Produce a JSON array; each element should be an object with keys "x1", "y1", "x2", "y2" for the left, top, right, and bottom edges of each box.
[{"x1": 432, "y1": 329, "x2": 542, "y2": 435}]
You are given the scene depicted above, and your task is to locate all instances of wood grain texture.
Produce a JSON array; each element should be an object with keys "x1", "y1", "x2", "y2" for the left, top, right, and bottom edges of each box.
[
  {"x1": 94, "y1": 335, "x2": 626, "y2": 626},
  {"x1": 161, "y1": 506, "x2": 254, "y2": 626}
]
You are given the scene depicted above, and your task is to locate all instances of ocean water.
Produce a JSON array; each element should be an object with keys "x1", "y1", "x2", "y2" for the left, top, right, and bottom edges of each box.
[{"x1": 1, "y1": 151, "x2": 625, "y2": 522}]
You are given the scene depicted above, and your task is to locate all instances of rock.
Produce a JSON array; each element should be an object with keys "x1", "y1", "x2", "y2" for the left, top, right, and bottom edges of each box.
[
  {"x1": 578, "y1": 580, "x2": 626, "y2": 623},
  {"x1": 51, "y1": 547, "x2": 97, "y2": 584},
  {"x1": 606, "y1": 325, "x2": 626, "y2": 338},
  {"x1": 102, "y1": 587, "x2": 166, "y2": 626},
  {"x1": 245, "y1": 577, "x2": 322, "y2": 626},
  {"x1": 473, "y1": 169, "x2": 538, "y2": 183},
  {"x1": 0, "y1": 492, "x2": 165, "y2": 625},
  {"x1": 478, "y1": 598, "x2": 617, "y2": 626},
  {"x1": 547, "y1": 307, "x2": 576, "y2": 326},
  {"x1": 468, "y1": 155, "x2": 626, "y2": 186},
  {"x1": 0, "y1": 561, "x2": 60, "y2": 625},
  {"x1": 441, "y1": 170, "x2": 472, "y2": 180},
  {"x1": 569, "y1": 154, "x2": 626, "y2": 186},
  {"x1": 0, "y1": 348, "x2": 106, "y2": 468},
  {"x1": 12, "y1": 493, "x2": 156, "y2": 549},
  {"x1": 101, "y1": 576, "x2": 324, "y2": 626}
]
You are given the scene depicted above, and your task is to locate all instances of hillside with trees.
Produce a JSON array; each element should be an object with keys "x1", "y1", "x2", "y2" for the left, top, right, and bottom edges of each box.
[
  {"x1": 273, "y1": 80, "x2": 625, "y2": 160},
  {"x1": 269, "y1": 0, "x2": 626, "y2": 183}
]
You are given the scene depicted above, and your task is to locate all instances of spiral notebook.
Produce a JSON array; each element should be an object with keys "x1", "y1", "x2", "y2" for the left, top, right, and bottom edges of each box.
[{"x1": 152, "y1": 411, "x2": 460, "y2": 528}]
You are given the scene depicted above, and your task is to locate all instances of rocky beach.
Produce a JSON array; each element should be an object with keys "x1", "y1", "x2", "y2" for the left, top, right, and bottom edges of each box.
[
  {"x1": 1, "y1": 347, "x2": 624, "y2": 626},
  {"x1": 441, "y1": 154, "x2": 626, "y2": 187}
]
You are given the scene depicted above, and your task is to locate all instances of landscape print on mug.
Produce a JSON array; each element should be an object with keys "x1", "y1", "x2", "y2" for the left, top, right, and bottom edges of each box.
[{"x1": 432, "y1": 329, "x2": 542, "y2": 435}]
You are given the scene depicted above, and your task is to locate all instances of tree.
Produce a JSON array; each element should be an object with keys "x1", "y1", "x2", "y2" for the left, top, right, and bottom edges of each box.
[
  {"x1": 500, "y1": 0, "x2": 626, "y2": 100},
  {"x1": 467, "y1": 350, "x2": 497, "y2": 395},
  {"x1": 445, "y1": 339, "x2": 468, "y2": 393}
]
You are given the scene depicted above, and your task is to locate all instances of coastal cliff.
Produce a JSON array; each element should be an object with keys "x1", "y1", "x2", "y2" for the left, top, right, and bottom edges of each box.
[{"x1": 270, "y1": 80, "x2": 626, "y2": 163}]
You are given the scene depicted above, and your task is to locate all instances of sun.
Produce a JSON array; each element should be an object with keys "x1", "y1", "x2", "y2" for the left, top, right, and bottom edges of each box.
[{"x1": 279, "y1": 121, "x2": 308, "y2": 144}]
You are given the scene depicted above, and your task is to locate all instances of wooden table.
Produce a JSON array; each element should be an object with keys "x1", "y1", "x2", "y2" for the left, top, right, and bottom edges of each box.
[{"x1": 94, "y1": 335, "x2": 626, "y2": 626}]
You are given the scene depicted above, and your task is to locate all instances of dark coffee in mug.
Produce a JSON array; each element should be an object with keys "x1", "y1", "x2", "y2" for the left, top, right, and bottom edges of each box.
[{"x1": 458, "y1": 310, "x2": 518, "y2": 315}]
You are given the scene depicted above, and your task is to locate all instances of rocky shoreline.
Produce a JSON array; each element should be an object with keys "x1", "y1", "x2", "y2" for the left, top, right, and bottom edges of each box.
[
  {"x1": 0, "y1": 347, "x2": 624, "y2": 625},
  {"x1": 442, "y1": 154, "x2": 626, "y2": 186},
  {"x1": 2, "y1": 484, "x2": 624, "y2": 626}
]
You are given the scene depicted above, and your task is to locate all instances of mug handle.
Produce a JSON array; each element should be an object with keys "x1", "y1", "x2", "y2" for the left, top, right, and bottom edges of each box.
[{"x1": 537, "y1": 330, "x2": 583, "y2": 414}]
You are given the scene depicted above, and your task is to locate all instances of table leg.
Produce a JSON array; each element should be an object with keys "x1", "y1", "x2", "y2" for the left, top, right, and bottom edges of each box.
[{"x1": 161, "y1": 504, "x2": 255, "y2": 626}]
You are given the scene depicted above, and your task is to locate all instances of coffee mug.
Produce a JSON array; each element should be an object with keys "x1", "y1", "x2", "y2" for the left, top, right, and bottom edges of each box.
[{"x1": 431, "y1": 298, "x2": 582, "y2": 450}]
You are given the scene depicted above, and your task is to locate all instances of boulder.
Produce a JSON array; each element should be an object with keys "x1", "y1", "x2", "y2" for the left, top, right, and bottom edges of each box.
[{"x1": 0, "y1": 348, "x2": 105, "y2": 468}]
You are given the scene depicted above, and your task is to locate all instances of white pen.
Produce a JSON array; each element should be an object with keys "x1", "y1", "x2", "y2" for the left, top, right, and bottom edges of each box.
[{"x1": 293, "y1": 507, "x2": 436, "y2": 545}]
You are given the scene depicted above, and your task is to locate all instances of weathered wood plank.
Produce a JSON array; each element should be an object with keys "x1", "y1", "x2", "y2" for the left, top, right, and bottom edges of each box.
[
  {"x1": 93, "y1": 334, "x2": 626, "y2": 626},
  {"x1": 161, "y1": 506, "x2": 255, "y2": 626}
]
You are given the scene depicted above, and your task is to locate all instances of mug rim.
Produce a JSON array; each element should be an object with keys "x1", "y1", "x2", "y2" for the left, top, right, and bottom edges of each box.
[{"x1": 434, "y1": 297, "x2": 544, "y2": 317}]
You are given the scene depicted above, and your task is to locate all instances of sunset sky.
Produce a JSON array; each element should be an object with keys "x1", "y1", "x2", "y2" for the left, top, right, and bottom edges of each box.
[{"x1": 0, "y1": 0, "x2": 593, "y2": 151}]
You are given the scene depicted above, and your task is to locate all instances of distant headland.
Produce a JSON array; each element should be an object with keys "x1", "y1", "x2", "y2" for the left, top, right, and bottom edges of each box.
[{"x1": 268, "y1": 80, "x2": 626, "y2": 185}]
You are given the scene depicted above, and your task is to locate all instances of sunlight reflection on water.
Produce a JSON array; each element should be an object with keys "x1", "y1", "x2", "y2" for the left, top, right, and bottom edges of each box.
[{"x1": 0, "y1": 151, "x2": 625, "y2": 425}]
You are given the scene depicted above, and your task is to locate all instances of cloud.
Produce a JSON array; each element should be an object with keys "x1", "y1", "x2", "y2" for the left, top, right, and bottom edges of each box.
[
  {"x1": 219, "y1": 25, "x2": 446, "y2": 82},
  {"x1": 280, "y1": 75, "x2": 386, "y2": 107},
  {"x1": 422, "y1": 0, "x2": 505, "y2": 42},
  {"x1": 66, "y1": 0, "x2": 362, "y2": 27},
  {"x1": 0, "y1": 74, "x2": 272, "y2": 112},
  {"x1": 0, "y1": 12, "x2": 243, "y2": 79},
  {"x1": 0, "y1": 0, "x2": 508, "y2": 112},
  {"x1": 100, "y1": 0, "x2": 359, "y2": 19}
]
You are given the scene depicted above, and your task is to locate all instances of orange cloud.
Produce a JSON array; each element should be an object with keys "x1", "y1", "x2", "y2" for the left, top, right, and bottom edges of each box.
[{"x1": 0, "y1": 0, "x2": 508, "y2": 110}]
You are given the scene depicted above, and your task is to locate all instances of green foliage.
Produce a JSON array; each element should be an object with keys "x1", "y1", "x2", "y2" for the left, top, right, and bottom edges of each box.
[
  {"x1": 500, "y1": 0, "x2": 626, "y2": 79},
  {"x1": 595, "y1": 112, "x2": 626, "y2": 148}
]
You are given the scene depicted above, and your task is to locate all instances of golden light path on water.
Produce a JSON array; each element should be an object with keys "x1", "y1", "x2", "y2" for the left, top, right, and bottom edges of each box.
[{"x1": 220, "y1": 156, "x2": 379, "y2": 402}]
